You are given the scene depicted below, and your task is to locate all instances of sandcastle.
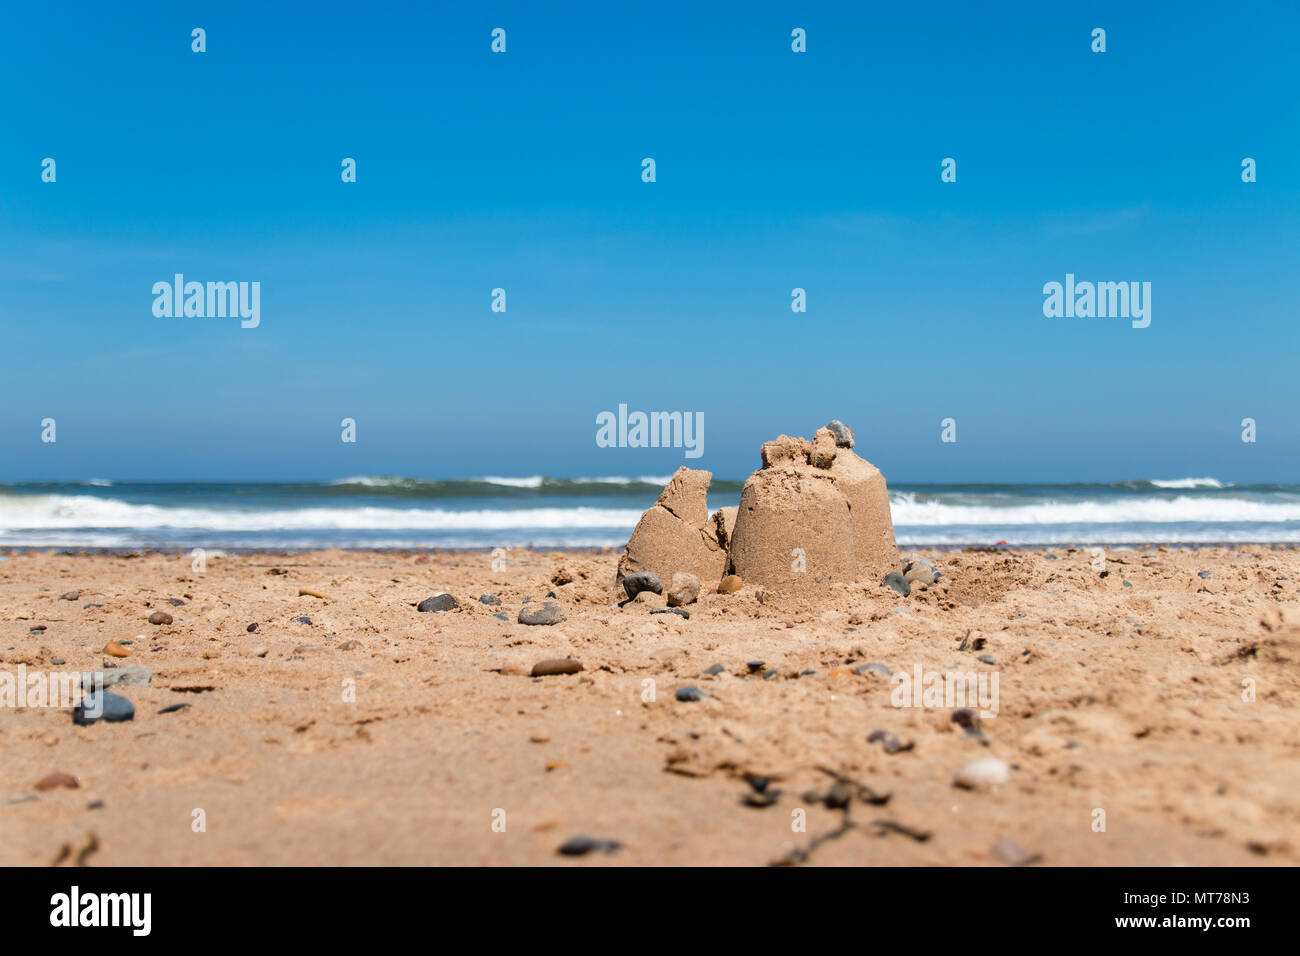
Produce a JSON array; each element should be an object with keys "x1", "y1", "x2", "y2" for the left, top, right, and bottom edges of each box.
[{"x1": 616, "y1": 421, "x2": 899, "y2": 599}]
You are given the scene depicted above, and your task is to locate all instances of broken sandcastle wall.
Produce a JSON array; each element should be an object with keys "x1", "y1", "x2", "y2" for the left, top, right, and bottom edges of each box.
[{"x1": 615, "y1": 420, "x2": 899, "y2": 601}]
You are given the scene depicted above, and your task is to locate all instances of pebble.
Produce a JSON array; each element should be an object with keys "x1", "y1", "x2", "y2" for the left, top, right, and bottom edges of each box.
[
  {"x1": 651, "y1": 607, "x2": 689, "y2": 619},
  {"x1": 1197, "y1": 570, "x2": 1211, "y2": 579},
  {"x1": 247, "y1": 622, "x2": 259, "y2": 632},
  {"x1": 746, "y1": 660, "x2": 765, "y2": 672},
  {"x1": 824, "y1": 419, "x2": 854, "y2": 447},
  {"x1": 676, "y1": 686, "x2": 706, "y2": 702},
  {"x1": 825, "y1": 783, "x2": 852, "y2": 810},
  {"x1": 479, "y1": 594, "x2": 502, "y2": 606},
  {"x1": 977, "y1": 654, "x2": 997, "y2": 665},
  {"x1": 102, "y1": 641, "x2": 130, "y2": 658},
  {"x1": 717, "y1": 575, "x2": 744, "y2": 594},
  {"x1": 531, "y1": 658, "x2": 582, "y2": 677},
  {"x1": 991, "y1": 837, "x2": 1042, "y2": 866},
  {"x1": 855, "y1": 661, "x2": 892, "y2": 678},
  {"x1": 882, "y1": 572, "x2": 911, "y2": 597},
  {"x1": 622, "y1": 571, "x2": 662, "y2": 599},
  {"x1": 702, "y1": 664, "x2": 725, "y2": 676},
  {"x1": 903, "y1": 558, "x2": 937, "y2": 585},
  {"x1": 59, "y1": 591, "x2": 80, "y2": 601},
  {"x1": 29, "y1": 626, "x2": 46, "y2": 634},
  {"x1": 519, "y1": 601, "x2": 564, "y2": 626},
  {"x1": 557, "y1": 836, "x2": 622, "y2": 857},
  {"x1": 34, "y1": 772, "x2": 79, "y2": 791},
  {"x1": 147, "y1": 611, "x2": 172, "y2": 625},
  {"x1": 955, "y1": 756, "x2": 1010, "y2": 790},
  {"x1": 951, "y1": 708, "x2": 979, "y2": 729},
  {"x1": 493, "y1": 613, "x2": 508, "y2": 621},
  {"x1": 73, "y1": 691, "x2": 135, "y2": 725},
  {"x1": 50, "y1": 657, "x2": 65, "y2": 666},
  {"x1": 157, "y1": 703, "x2": 191, "y2": 715},
  {"x1": 83, "y1": 666, "x2": 151, "y2": 690},
  {"x1": 417, "y1": 594, "x2": 457, "y2": 613},
  {"x1": 166, "y1": 598, "x2": 186, "y2": 607},
  {"x1": 292, "y1": 616, "x2": 311, "y2": 624},
  {"x1": 666, "y1": 572, "x2": 701, "y2": 607},
  {"x1": 83, "y1": 603, "x2": 102, "y2": 610},
  {"x1": 868, "y1": 729, "x2": 914, "y2": 754}
]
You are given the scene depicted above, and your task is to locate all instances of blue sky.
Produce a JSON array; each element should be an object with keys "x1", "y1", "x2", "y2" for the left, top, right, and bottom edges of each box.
[{"x1": 2, "y1": 1, "x2": 1297, "y2": 482}]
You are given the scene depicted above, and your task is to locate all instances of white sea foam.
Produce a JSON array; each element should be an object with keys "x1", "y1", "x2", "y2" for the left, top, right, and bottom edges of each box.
[
  {"x1": 1147, "y1": 477, "x2": 1226, "y2": 489},
  {"x1": 886, "y1": 493, "x2": 1299, "y2": 526},
  {"x1": 0, "y1": 495, "x2": 643, "y2": 531}
]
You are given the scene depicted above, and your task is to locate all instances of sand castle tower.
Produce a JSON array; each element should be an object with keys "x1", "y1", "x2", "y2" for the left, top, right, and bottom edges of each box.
[{"x1": 617, "y1": 421, "x2": 898, "y2": 599}]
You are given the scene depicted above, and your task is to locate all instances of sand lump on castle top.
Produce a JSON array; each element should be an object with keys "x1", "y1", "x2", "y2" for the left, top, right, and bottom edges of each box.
[{"x1": 616, "y1": 421, "x2": 900, "y2": 600}]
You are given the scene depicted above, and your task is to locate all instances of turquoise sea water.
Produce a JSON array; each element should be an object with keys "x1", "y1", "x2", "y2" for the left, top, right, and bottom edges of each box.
[{"x1": 1, "y1": 476, "x2": 1297, "y2": 550}]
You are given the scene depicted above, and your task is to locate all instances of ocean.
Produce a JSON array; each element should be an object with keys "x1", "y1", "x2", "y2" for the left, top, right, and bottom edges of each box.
[{"x1": 0, "y1": 476, "x2": 1297, "y2": 551}]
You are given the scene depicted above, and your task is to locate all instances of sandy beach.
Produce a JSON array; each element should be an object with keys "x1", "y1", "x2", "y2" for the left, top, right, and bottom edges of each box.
[{"x1": 2, "y1": 543, "x2": 1297, "y2": 866}]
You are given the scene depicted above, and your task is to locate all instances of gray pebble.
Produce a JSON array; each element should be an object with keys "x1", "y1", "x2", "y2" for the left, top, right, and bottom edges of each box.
[
  {"x1": 622, "y1": 571, "x2": 662, "y2": 599},
  {"x1": 855, "y1": 661, "x2": 892, "y2": 678},
  {"x1": 83, "y1": 667, "x2": 152, "y2": 690},
  {"x1": 882, "y1": 572, "x2": 911, "y2": 597},
  {"x1": 417, "y1": 594, "x2": 457, "y2": 613},
  {"x1": 651, "y1": 607, "x2": 689, "y2": 619},
  {"x1": 1197, "y1": 570, "x2": 1211, "y2": 579},
  {"x1": 73, "y1": 691, "x2": 134, "y2": 725},
  {"x1": 493, "y1": 613, "x2": 508, "y2": 621},
  {"x1": 479, "y1": 594, "x2": 502, "y2": 606},
  {"x1": 158, "y1": 702, "x2": 191, "y2": 715},
  {"x1": 702, "y1": 664, "x2": 725, "y2": 676},
  {"x1": 675, "y1": 686, "x2": 706, "y2": 702},
  {"x1": 557, "y1": 836, "x2": 621, "y2": 856},
  {"x1": 292, "y1": 616, "x2": 311, "y2": 624},
  {"x1": 824, "y1": 420, "x2": 854, "y2": 448},
  {"x1": 977, "y1": 654, "x2": 996, "y2": 665},
  {"x1": 746, "y1": 660, "x2": 765, "y2": 672},
  {"x1": 50, "y1": 657, "x2": 65, "y2": 666}
]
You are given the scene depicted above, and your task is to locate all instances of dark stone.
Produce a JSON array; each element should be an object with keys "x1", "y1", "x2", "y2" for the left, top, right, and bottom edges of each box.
[
  {"x1": 824, "y1": 420, "x2": 854, "y2": 448},
  {"x1": 73, "y1": 691, "x2": 134, "y2": 725},
  {"x1": 1198, "y1": 570, "x2": 1211, "y2": 579},
  {"x1": 493, "y1": 613, "x2": 508, "y2": 621},
  {"x1": 167, "y1": 598, "x2": 186, "y2": 606},
  {"x1": 675, "y1": 686, "x2": 706, "y2": 702},
  {"x1": 158, "y1": 703, "x2": 191, "y2": 715},
  {"x1": 977, "y1": 654, "x2": 996, "y2": 665},
  {"x1": 417, "y1": 594, "x2": 457, "y2": 613},
  {"x1": 83, "y1": 603, "x2": 103, "y2": 609},
  {"x1": 479, "y1": 594, "x2": 502, "y2": 606},
  {"x1": 651, "y1": 607, "x2": 689, "y2": 619},
  {"x1": 622, "y1": 571, "x2": 663, "y2": 599},
  {"x1": 825, "y1": 783, "x2": 852, "y2": 809},
  {"x1": 247, "y1": 622, "x2": 259, "y2": 633},
  {"x1": 292, "y1": 616, "x2": 311, "y2": 624},
  {"x1": 882, "y1": 572, "x2": 911, "y2": 597},
  {"x1": 702, "y1": 663, "x2": 725, "y2": 676},
  {"x1": 148, "y1": 611, "x2": 172, "y2": 625},
  {"x1": 557, "y1": 836, "x2": 621, "y2": 857},
  {"x1": 952, "y1": 708, "x2": 978, "y2": 729},
  {"x1": 868, "y1": 729, "x2": 914, "y2": 754},
  {"x1": 746, "y1": 660, "x2": 766, "y2": 672}
]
